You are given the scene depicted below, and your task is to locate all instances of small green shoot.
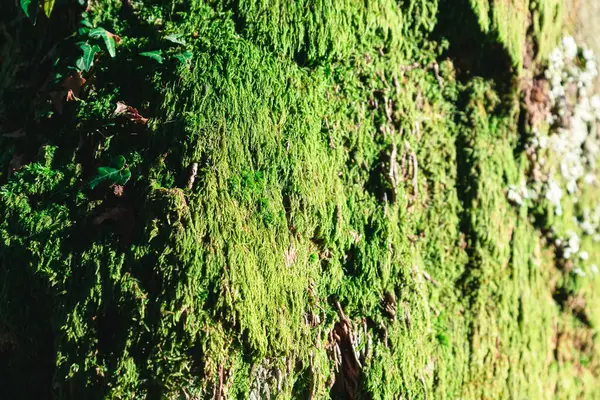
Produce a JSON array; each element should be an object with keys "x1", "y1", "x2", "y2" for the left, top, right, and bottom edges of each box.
[
  {"x1": 20, "y1": 0, "x2": 56, "y2": 22},
  {"x1": 140, "y1": 50, "x2": 164, "y2": 64},
  {"x1": 20, "y1": 0, "x2": 37, "y2": 24}
]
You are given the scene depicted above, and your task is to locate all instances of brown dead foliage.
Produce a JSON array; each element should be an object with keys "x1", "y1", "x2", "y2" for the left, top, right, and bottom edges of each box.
[
  {"x1": 523, "y1": 77, "x2": 551, "y2": 129},
  {"x1": 328, "y1": 301, "x2": 362, "y2": 400},
  {"x1": 555, "y1": 326, "x2": 598, "y2": 375},
  {"x1": 113, "y1": 101, "x2": 149, "y2": 125},
  {"x1": 50, "y1": 72, "x2": 86, "y2": 114},
  {"x1": 382, "y1": 291, "x2": 396, "y2": 320}
]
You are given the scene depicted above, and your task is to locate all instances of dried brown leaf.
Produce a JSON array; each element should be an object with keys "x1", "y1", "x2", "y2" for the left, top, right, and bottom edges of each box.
[
  {"x1": 113, "y1": 101, "x2": 129, "y2": 116},
  {"x1": 65, "y1": 90, "x2": 77, "y2": 102},
  {"x1": 329, "y1": 301, "x2": 362, "y2": 399},
  {"x1": 113, "y1": 101, "x2": 148, "y2": 125},
  {"x1": 62, "y1": 73, "x2": 86, "y2": 99},
  {"x1": 50, "y1": 73, "x2": 87, "y2": 113},
  {"x1": 106, "y1": 31, "x2": 122, "y2": 44}
]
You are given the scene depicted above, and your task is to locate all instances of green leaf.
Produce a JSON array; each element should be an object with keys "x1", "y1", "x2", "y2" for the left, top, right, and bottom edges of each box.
[
  {"x1": 88, "y1": 155, "x2": 131, "y2": 189},
  {"x1": 89, "y1": 27, "x2": 117, "y2": 58},
  {"x1": 116, "y1": 168, "x2": 131, "y2": 185},
  {"x1": 42, "y1": 0, "x2": 55, "y2": 18},
  {"x1": 78, "y1": 12, "x2": 92, "y2": 34},
  {"x1": 164, "y1": 34, "x2": 186, "y2": 46},
  {"x1": 80, "y1": 14, "x2": 93, "y2": 28},
  {"x1": 89, "y1": 167, "x2": 117, "y2": 189},
  {"x1": 89, "y1": 167, "x2": 131, "y2": 189},
  {"x1": 20, "y1": 0, "x2": 38, "y2": 24},
  {"x1": 75, "y1": 43, "x2": 100, "y2": 72},
  {"x1": 173, "y1": 50, "x2": 193, "y2": 66},
  {"x1": 140, "y1": 50, "x2": 164, "y2": 64},
  {"x1": 110, "y1": 155, "x2": 126, "y2": 170}
]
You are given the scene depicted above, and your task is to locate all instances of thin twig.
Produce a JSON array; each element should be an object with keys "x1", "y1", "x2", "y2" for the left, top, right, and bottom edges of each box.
[
  {"x1": 216, "y1": 364, "x2": 224, "y2": 400},
  {"x1": 431, "y1": 62, "x2": 444, "y2": 88}
]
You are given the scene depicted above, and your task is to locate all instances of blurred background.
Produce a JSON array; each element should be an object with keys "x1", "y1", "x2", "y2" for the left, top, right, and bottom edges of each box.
[{"x1": 574, "y1": 0, "x2": 600, "y2": 87}]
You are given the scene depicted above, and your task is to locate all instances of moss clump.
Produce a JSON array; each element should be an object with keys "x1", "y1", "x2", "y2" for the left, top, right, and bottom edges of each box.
[
  {"x1": 469, "y1": 0, "x2": 564, "y2": 68},
  {"x1": 0, "y1": 0, "x2": 598, "y2": 399}
]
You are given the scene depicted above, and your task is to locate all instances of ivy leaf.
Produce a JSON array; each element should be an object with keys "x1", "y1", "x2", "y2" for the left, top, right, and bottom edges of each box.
[
  {"x1": 140, "y1": 50, "x2": 164, "y2": 64},
  {"x1": 89, "y1": 27, "x2": 120, "y2": 58},
  {"x1": 113, "y1": 102, "x2": 148, "y2": 125},
  {"x1": 164, "y1": 34, "x2": 186, "y2": 46},
  {"x1": 80, "y1": 13, "x2": 93, "y2": 28},
  {"x1": 89, "y1": 167, "x2": 131, "y2": 189},
  {"x1": 78, "y1": 12, "x2": 93, "y2": 34},
  {"x1": 76, "y1": 42, "x2": 101, "y2": 72},
  {"x1": 111, "y1": 155, "x2": 126, "y2": 170},
  {"x1": 173, "y1": 50, "x2": 193, "y2": 66},
  {"x1": 89, "y1": 156, "x2": 131, "y2": 189},
  {"x1": 42, "y1": 0, "x2": 55, "y2": 18},
  {"x1": 20, "y1": 0, "x2": 38, "y2": 24}
]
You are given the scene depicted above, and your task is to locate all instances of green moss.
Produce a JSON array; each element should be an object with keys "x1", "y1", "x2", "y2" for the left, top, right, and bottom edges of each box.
[
  {"x1": 0, "y1": 0, "x2": 597, "y2": 398},
  {"x1": 469, "y1": 0, "x2": 564, "y2": 68}
]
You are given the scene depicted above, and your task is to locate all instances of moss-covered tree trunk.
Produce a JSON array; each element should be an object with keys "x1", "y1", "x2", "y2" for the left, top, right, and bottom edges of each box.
[{"x1": 1, "y1": 0, "x2": 599, "y2": 399}]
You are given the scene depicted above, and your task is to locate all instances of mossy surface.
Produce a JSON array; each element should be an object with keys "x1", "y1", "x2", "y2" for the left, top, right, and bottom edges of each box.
[{"x1": 0, "y1": 0, "x2": 598, "y2": 399}]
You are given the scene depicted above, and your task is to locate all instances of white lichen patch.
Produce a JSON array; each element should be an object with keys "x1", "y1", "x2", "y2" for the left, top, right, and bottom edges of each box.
[
  {"x1": 512, "y1": 36, "x2": 600, "y2": 273},
  {"x1": 507, "y1": 181, "x2": 530, "y2": 206}
]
